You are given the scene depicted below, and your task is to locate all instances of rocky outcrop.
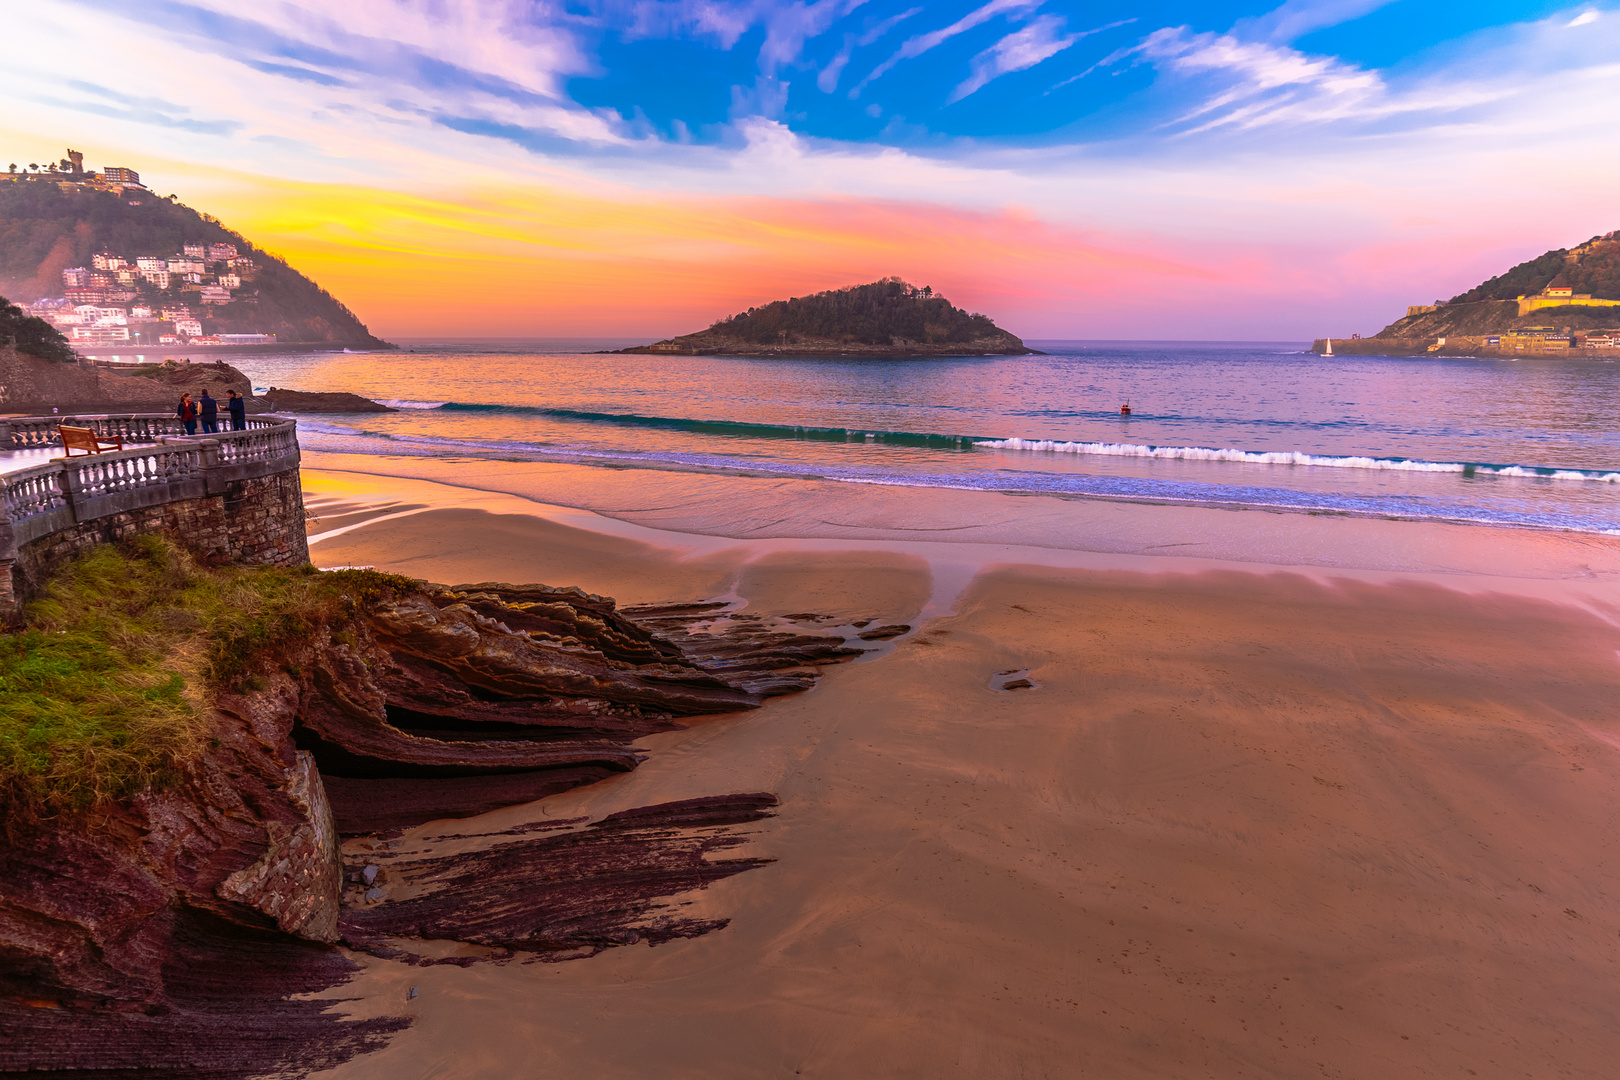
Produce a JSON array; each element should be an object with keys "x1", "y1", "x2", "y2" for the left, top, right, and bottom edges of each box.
[
  {"x1": 0, "y1": 577, "x2": 875, "y2": 1077},
  {"x1": 260, "y1": 387, "x2": 393, "y2": 412},
  {"x1": 343, "y1": 793, "x2": 781, "y2": 962},
  {"x1": 0, "y1": 346, "x2": 251, "y2": 413}
]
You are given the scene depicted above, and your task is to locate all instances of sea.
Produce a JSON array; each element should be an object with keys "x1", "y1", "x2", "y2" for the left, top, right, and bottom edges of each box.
[{"x1": 234, "y1": 340, "x2": 1620, "y2": 536}]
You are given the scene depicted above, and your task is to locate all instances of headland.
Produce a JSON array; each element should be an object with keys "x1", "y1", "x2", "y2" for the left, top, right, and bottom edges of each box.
[
  {"x1": 1, "y1": 149, "x2": 391, "y2": 351},
  {"x1": 1315, "y1": 229, "x2": 1620, "y2": 357}
]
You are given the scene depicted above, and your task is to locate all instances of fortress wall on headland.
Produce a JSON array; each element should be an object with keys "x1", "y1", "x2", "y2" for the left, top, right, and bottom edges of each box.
[{"x1": 1517, "y1": 296, "x2": 1620, "y2": 317}]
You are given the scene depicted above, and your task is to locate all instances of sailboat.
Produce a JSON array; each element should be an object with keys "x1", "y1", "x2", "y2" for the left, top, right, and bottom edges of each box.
[{"x1": 1324, "y1": 338, "x2": 1334, "y2": 356}]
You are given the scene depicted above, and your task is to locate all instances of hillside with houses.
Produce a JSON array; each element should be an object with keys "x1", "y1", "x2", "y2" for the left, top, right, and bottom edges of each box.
[{"x1": 0, "y1": 152, "x2": 388, "y2": 349}]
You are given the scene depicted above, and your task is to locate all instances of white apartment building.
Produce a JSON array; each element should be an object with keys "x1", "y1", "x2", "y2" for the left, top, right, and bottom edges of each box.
[
  {"x1": 199, "y1": 286, "x2": 232, "y2": 304},
  {"x1": 71, "y1": 325, "x2": 131, "y2": 343},
  {"x1": 218, "y1": 273, "x2": 241, "y2": 289},
  {"x1": 184, "y1": 242, "x2": 207, "y2": 258},
  {"x1": 91, "y1": 252, "x2": 125, "y2": 270},
  {"x1": 61, "y1": 267, "x2": 90, "y2": 288},
  {"x1": 173, "y1": 318, "x2": 203, "y2": 337},
  {"x1": 140, "y1": 269, "x2": 172, "y2": 288},
  {"x1": 136, "y1": 255, "x2": 167, "y2": 272},
  {"x1": 168, "y1": 257, "x2": 205, "y2": 275}
]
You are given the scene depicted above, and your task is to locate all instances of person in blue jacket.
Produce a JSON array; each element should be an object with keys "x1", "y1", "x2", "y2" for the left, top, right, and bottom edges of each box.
[
  {"x1": 226, "y1": 389, "x2": 247, "y2": 430},
  {"x1": 198, "y1": 389, "x2": 219, "y2": 434}
]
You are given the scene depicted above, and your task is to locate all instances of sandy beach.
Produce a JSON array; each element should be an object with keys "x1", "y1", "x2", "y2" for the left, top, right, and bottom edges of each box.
[{"x1": 300, "y1": 459, "x2": 1620, "y2": 1079}]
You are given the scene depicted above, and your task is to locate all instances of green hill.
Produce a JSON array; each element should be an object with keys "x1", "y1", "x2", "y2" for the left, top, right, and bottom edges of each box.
[
  {"x1": 1447, "y1": 231, "x2": 1620, "y2": 303},
  {"x1": 1360, "y1": 229, "x2": 1620, "y2": 343},
  {"x1": 622, "y1": 278, "x2": 1030, "y2": 356},
  {"x1": 0, "y1": 178, "x2": 389, "y2": 347}
]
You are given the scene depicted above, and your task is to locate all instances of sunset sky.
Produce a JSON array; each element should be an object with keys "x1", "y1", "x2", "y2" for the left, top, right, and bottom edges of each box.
[{"x1": 3, "y1": 0, "x2": 1618, "y2": 339}]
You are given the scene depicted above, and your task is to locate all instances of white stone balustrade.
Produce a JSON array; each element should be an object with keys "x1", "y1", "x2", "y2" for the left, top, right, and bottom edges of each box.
[{"x1": 0, "y1": 414, "x2": 302, "y2": 554}]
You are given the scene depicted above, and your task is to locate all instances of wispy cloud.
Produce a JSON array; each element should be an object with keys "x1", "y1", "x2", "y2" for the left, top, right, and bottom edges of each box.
[
  {"x1": 1238, "y1": 0, "x2": 1398, "y2": 43},
  {"x1": 850, "y1": 0, "x2": 1040, "y2": 97},
  {"x1": 818, "y1": 6, "x2": 920, "y2": 93},
  {"x1": 1142, "y1": 28, "x2": 1385, "y2": 133},
  {"x1": 949, "y1": 15, "x2": 1077, "y2": 102}
]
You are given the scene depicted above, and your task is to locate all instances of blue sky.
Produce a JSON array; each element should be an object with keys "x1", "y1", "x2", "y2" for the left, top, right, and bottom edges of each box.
[
  {"x1": 1, "y1": 1, "x2": 1616, "y2": 337},
  {"x1": 561, "y1": 0, "x2": 1577, "y2": 145}
]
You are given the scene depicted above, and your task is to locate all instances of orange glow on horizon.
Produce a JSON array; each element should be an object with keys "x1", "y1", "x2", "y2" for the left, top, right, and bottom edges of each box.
[{"x1": 189, "y1": 176, "x2": 1233, "y2": 339}]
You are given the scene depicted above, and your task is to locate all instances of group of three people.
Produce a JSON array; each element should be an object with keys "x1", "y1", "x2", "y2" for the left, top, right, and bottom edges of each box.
[{"x1": 175, "y1": 389, "x2": 248, "y2": 435}]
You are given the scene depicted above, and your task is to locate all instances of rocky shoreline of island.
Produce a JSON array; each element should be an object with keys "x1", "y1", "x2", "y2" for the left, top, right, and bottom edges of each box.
[{"x1": 616, "y1": 333, "x2": 1040, "y2": 357}]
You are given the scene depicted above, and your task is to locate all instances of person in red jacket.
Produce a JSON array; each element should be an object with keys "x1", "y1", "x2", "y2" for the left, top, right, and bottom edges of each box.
[{"x1": 176, "y1": 393, "x2": 198, "y2": 435}]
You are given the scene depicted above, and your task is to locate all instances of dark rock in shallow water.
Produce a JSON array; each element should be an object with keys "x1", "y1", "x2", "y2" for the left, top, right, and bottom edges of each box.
[
  {"x1": 341, "y1": 794, "x2": 780, "y2": 961},
  {"x1": 260, "y1": 386, "x2": 393, "y2": 412}
]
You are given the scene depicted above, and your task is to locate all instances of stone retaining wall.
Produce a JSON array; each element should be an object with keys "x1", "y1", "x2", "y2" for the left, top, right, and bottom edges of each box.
[{"x1": 5, "y1": 470, "x2": 309, "y2": 614}]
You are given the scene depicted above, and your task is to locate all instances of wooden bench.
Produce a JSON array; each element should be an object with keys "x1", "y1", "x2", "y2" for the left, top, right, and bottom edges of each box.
[{"x1": 58, "y1": 425, "x2": 124, "y2": 456}]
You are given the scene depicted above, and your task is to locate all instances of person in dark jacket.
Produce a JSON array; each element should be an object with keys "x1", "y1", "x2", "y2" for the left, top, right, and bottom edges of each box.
[
  {"x1": 176, "y1": 393, "x2": 198, "y2": 435},
  {"x1": 199, "y1": 389, "x2": 219, "y2": 434},
  {"x1": 226, "y1": 389, "x2": 247, "y2": 430}
]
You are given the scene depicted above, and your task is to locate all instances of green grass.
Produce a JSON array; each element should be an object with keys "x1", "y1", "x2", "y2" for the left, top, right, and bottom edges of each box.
[{"x1": 0, "y1": 536, "x2": 416, "y2": 822}]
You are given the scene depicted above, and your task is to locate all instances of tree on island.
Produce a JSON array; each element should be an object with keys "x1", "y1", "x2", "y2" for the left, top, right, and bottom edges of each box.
[{"x1": 709, "y1": 277, "x2": 1005, "y2": 346}]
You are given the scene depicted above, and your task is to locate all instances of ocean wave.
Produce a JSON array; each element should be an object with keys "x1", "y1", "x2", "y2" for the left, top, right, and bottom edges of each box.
[
  {"x1": 414, "y1": 402, "x2": 985, "y2": 449},
  {"x1": 290, "y1": 422, "x2": 1619, "y2": 534},
  {"x1": 976, "y1": 438, "x2": 1620, "y2": 483},
  {"x1": 300, "y1": 398, "x2": 1620, "y2": 489}
]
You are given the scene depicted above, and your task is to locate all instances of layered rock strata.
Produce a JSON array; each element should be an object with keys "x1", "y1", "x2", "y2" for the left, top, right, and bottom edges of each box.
[{"x1": 0, "y1": 578, "x2": 874, "y2": 1077}]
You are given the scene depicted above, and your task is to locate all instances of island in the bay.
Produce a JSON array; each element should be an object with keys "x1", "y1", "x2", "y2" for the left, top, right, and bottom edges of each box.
[
  {"x1": 1316, "y1": 229, "x2": 1620, "y2": 356},
  {"x1": 618, "y1": 277, "x2": 1036, "y2": 357},
  {"x1": 0, "y1": 148, "x2": 389, "y2": 351}
]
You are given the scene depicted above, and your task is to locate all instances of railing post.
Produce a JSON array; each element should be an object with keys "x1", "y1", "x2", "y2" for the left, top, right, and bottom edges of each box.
[
  {"x1": 198, "y1": 438, "x2": 226, "y2": 496},
  {"x1": 2, "y1": 487, "x2": 21, "y2": 624},
  {"x1": 55, "y1": 462, "x2": 84, "y2": 524},
  {"x1": 0, "y1": 420, "x2": 12, "y2": 451}
]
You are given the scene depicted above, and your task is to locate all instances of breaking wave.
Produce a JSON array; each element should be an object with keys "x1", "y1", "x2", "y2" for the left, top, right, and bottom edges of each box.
[{"x1": 976, "y1": 438, "x2": 1620, "y2": 483}]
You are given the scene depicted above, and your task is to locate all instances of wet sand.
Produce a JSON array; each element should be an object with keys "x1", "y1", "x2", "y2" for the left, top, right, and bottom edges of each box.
[{"x1": 303, "y1": 465, "x2": 1620, "y2": 1079}]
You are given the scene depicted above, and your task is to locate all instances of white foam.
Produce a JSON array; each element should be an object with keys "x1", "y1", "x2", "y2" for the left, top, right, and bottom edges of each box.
[
  {"x1": 377, "y1": 399, "x2": 449, "y2": 409},
  {"x1": 977, "y1": 438, "x2": 1620, "y2": 482}
]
